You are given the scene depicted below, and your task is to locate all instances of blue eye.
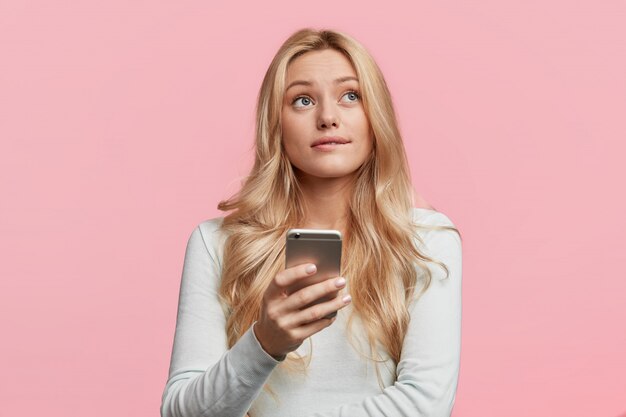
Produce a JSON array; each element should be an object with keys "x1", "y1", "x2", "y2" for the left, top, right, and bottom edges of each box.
[
  {"x1": 342, "y1": 91, "x2": 360, "y2": 102},
  {"x1": 293, "y1": 96, "x2": 313, "y2": 108}
]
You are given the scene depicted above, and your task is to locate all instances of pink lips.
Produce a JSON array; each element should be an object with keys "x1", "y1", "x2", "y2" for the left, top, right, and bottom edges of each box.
[{"x1": 311, "y1": 136, "x2": 351, "y2": 147}]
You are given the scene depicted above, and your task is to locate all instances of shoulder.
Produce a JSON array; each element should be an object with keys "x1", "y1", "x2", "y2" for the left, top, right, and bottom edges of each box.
[
  {"x1": 411, "y1": 207, "x2": 458, "y2": 238},
  {"x1": 185, "y1": 216, "x2": 228, "y2": 267},
  {"x1": 410, "y1": 207, "x2": 462, "y2": 275},
  {"x1": 196, "y1": 216, "x2": 226, "y2": 238}
]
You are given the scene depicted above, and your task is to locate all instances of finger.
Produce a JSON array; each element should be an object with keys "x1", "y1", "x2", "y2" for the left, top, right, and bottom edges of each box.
[
  {"x1": 290, "y1": 315, "x2": 337, "y2": 342},
  {"x1": 288, "y1": 292, "x2": 352, "y2": 327},
  {"x1": 267, "y1": 263, "x2": 317, "y2": 295},
  {"x1": 282, "y1": 276, "x2": 346, "y2": 312}
]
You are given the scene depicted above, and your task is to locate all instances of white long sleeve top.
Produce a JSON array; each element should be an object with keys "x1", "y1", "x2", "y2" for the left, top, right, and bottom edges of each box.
[{"x1": 160, "y1": 207, "x2": 462, "y2": 417}]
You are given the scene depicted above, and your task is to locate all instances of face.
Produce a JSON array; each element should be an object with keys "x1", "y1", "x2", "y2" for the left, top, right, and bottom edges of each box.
[{"x1": 281, "y1": 49, "x2": 373, "y2": 181}]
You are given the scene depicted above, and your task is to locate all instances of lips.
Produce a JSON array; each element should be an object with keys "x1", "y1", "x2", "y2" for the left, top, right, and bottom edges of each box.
[{"x1": 311, "y1": 136, "x2": 351, "y2": 147}]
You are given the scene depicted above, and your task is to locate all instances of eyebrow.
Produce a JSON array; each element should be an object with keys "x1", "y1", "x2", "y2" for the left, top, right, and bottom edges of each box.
[{"x1": 285, "y1": 76, "x2": 359, "y2": 92}]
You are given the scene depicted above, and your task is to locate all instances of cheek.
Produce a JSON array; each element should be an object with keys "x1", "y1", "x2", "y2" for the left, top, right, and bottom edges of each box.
[
  {"x1": 352, "y1": 114, "x2": 373, "y2": 149},
  {"x1": 280, "y1": 114, "x2": 303, "y2": 160},
  {"x1": 281, "y1": 110, "x2": 303, "y2": 139},
  {"x1": 280, "y1": 113, "x2": 294, "y2": 144}
]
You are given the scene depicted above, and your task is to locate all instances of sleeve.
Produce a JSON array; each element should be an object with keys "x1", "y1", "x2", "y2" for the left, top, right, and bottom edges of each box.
[
  {"x1": 307, "y1": 212, "x2": 463, "y2": 417},
  {"x1": 160, "y1": 224, "x2": 282, "y2": 417}
]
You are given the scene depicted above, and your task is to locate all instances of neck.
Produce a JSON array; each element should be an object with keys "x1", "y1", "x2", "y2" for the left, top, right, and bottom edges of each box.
[{"x1": 297, "y1": 172, "x2": 354, "y2": 237}]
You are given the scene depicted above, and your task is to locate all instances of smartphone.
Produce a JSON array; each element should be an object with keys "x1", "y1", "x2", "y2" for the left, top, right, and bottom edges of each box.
[{"x1": 285, "y1": 229, "x2": 342, "y2": 319}]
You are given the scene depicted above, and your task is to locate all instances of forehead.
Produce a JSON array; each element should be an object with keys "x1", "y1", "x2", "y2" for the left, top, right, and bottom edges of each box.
[{"x1": 285, "y1": 49, "x2": 356, "y2": 83}]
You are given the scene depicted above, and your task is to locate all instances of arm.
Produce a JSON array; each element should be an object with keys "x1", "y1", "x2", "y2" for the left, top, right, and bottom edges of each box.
[
  {"x1": 160, "y1": 224, "x2": 282, "y2": 417},
  {"x1": 306, "y1": 212, "x2": 463, "y2": 417}
]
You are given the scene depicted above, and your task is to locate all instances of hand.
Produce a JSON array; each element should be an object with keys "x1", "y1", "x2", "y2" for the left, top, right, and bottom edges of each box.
[{"x1": 254, "y1": 263, "x2": 351, "y2": 359}]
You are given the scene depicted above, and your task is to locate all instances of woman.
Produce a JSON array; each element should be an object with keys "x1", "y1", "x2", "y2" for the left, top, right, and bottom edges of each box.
[{"x1": 161, "y1": 28, "x2": 462, "y2": 417}]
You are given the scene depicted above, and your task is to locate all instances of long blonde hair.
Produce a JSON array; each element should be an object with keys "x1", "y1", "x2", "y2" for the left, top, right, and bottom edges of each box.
[{"x1": 217, "y1": 28, "x2": 460, "y2": 369}]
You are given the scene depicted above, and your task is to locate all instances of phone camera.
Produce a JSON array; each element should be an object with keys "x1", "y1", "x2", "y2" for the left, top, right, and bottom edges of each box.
[{"x1": 294, "y1": 233, "x2": 301, "y2": 239}]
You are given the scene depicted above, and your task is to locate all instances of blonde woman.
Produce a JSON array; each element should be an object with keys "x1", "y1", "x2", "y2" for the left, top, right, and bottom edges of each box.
[{"x1": 161, "y1": 28, "x2": 463, "y2": 417}]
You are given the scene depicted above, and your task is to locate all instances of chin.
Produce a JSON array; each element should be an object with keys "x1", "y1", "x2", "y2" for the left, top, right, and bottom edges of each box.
[{"x1": 295, "y1": 165, "x2": 361, "y2": 180}]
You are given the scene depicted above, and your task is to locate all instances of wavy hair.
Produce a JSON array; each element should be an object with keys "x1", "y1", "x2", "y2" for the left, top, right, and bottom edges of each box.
[{"x1": 217, "y1": 28, "x2": 460, "y2": 374}]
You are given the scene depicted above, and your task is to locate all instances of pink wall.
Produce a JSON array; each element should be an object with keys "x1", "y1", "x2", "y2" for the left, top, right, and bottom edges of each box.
[{"x1": 1, "y1": 1, "x2": 624, "y2": 416}]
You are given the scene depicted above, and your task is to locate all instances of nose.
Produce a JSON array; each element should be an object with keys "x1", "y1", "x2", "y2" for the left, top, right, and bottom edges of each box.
[{"x1": 317, "y1": 98, "x2": 339, "y2": 130}]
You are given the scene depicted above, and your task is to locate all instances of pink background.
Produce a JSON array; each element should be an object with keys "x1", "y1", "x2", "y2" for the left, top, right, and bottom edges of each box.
[{"x1": 1, "y1": 1, "x2": 625, "y2": 416}]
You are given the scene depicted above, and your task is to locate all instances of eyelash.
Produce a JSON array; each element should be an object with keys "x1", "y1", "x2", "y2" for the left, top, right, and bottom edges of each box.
[
  {"x1": 343, "y1": 90, "x2": 360, "y2": 102},
  {"x1": 292, "y1": 90, "x2": 361, "y2": 106}
]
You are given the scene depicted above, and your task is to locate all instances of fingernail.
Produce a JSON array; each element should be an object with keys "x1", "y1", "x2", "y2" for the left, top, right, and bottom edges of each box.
[
  {"x1": 342, "y1": 295, "x2": 352, "y2": 304},
  {"x1": 335, "y1": 277, "x2": 346, "y2": 288},
  {"x1": 305, "y1": 264, "x2": 317, "y2": 274}
]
